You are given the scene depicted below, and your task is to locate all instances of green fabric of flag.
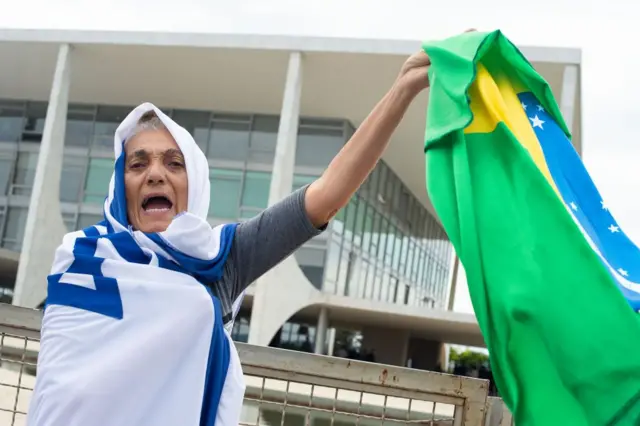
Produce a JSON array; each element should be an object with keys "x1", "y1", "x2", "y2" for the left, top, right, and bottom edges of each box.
[{"x1": 422, "y1": 30, "x2": 640, "y2": 426}]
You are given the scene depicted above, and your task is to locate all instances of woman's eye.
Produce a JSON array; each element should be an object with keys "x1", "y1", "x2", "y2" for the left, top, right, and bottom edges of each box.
[
  {"x1": 169, "y1": 161, "x2": 184, "y2": 168},
  {"x1": 130, "y1": 163, "x2": 144, "y2": 169}
]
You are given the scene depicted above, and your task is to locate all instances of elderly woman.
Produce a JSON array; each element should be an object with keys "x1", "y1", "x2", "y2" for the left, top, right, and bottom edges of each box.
[{"x1": 27, "y1": 48, "x2": 432, "y2": 426}]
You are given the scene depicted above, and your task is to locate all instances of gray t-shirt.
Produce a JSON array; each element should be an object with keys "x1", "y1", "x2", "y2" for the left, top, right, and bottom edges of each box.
[{"x1": 210, "y1": 185, "x2": 324, "y2": 325}]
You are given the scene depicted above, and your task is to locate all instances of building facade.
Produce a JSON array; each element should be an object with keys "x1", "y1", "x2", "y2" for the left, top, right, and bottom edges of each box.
[
  {"x1": 0, "y1": 30, "x2": 582, "y2": 368},
  {"x1": 0, "y1": 98, "x2": 452, "y2": 306}
]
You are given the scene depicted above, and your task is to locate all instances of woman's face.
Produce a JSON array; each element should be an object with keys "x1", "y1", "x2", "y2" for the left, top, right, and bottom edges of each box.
[{"x1": 124, "y1": 128, "x2": 188, "y2": 233}]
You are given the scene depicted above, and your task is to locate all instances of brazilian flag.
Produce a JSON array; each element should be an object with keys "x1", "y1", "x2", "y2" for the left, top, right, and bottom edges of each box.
[{"x1": 423, "y1": 31, "x2": 640, "y2": 425}]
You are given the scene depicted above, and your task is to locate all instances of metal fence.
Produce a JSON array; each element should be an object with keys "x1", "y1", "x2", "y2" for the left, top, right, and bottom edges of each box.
[{"x1": 0, "y1": 303, "x2": 512, "y2": 426}]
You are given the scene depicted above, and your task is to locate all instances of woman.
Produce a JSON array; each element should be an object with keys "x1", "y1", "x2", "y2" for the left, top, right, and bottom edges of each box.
[{"x1": 27, "y1": 47, "x2": 433, "y2": 426}]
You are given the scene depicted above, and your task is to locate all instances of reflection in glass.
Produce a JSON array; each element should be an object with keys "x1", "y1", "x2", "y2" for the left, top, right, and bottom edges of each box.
[
  {"x1": 209, "y1": 168, "x2": 242, "y2": 219},
  {"x1": 172, "y1": 109, "x2": 211, "y2": 154},
  {"x1": 62, "y1": 212, "x2": 76, "y2": 232},
  {"x1": 208, "y1": 120, "x2": 250, "y2": 161},
  {"x1": 23, "y1": 102, "x2": 48, "y2": 141},
  {"x1": 0, "y1": 102, "x2": 24, "y2": 143},
  {"x1": 60, "y1": 156, "x2": 87, "y2": 203},
  {"x1": 66, "y1": 106, "x2": 95, "y2": 147},
  {"x1": 292, "y1": 174, "x2": 316, "y2": 191},
  {"x1": 296, "y1": 126, "x2": 344, "y2": 168},
  {"x1": 94, "y1": 106, "x2": 130, "y2": 150},
  {"x1": 12, "y1": 151, "x2": 39, "y2": 196},
  {"x1": 241, "y1": 171, "x2": 271, "y2": 210},
  {"x1": 230, "y1": 316, "x2": 250, "y2": 343},
  {"x1": 294, "y1": 246, "x2": 326, "y2": 290},
  {"x1": 78, "y1": 213, "x2": 103, "y2": 230},
  {"x1": 2, "y1": 207, "x2": 28, "y2": 251},
  {"x1": 84, "y1": 158, "x2": 113, "y2": 204},
  {"x1": 249, "y1": 116, "x2": 278, "y2": 163},
  {"x1": 322, "y1": 161, "x2": 452, "y2": 308},
  {"x1": 0, "y1": 153, "x2": 14, "y2": 196}
]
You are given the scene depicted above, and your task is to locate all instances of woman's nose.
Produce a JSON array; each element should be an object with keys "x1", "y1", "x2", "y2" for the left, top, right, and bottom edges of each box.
[{"x1": 146, "y1": 162, "x2": 166, "y2": 185}]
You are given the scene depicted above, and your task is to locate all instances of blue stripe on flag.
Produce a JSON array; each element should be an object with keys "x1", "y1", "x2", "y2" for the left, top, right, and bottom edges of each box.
[
  {"x1": 47, "y1": 230, "x2": 124, "y2": 319},
  {"x1": 200, "y1": 294, "x2": 231, "y2": 426},
  {"x1": 519, "y1": 92, "x2": 640, "y2": 310}
]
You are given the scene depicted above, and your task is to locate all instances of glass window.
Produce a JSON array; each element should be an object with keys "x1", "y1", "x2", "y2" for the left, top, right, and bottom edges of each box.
[
  {"x1": 249, "y1": 116, "x2": 278, "y2": 163},
  {"x1": 66, "y1": 105, "x2": 95, "y2": 147},
  {"x1": 296, "y1": 126, "x2": 344, "y2": 168},
  {"x1": 60, "y1": 156, "x2": 87, "y2": 203},
  {"x1": 209, "y1": 168, "x2": 242, "y2": 220},
  {"x1": 370, "y1": 210, "x2": 382, "y2": 253},
  {"x1": 361, "y1": 209, "x2": 374, "y2": 250},
  {"x1": 251, "y1": 116, "x2": 278, "y2": 151},
  {"x1": 231, "y1": 317, "x2": 250, "y2": 343},
  {"x1": 292, "y1": 174, "x2": 317, "y2": 191},
  {"x1": 172, "y1": 109, "x2": 211, "y2": 155},
  {"x1": 383, "y1": 171, "x2": 397, "y2": 213},
  {"x1": 12, "y1": 151, "x2": 38, "y2": 196},
  {"x1": 241, "y1": 171, "x2": 271, "y2": 210},
  {"x1": 0, "y1": 152, "x2": 14, "y2": 196},
  {"x1": 62, "y1": 212, "x2": 76, "y2": 231},
  {"x1": 0, "y1": 102, "x2": 24, "y2": 143},
  {"x1": 23, "y1": 102, "x2": 48, "y2": 142},
  {"x1": 84, "y1": 158, "x2": 113, "y2": 204},
  {"x1": 295, "y1": 247, "x2": 326, "y2": 290},
  {"x1": 2, "y1": 206, "x2": 28, "y2": 251},
  {"x1": 300, "y1": 117, "x2": 344, "y2": 127},
  {"x1": 353, "y1": 198, "x2": 366, "y2": 244},
  {"x1": 208, "y1": 120, "x2": 250, "y2": 161},
  {"x1": 378, "y1": 218, "x2": 390, "y2": 263},
  {"x1": 94, "y1": 106, "x2": 131, "y2": 150},
  {"x1": 323, "y1": 239, "x2": 341, "y2": 293},
  {"x1": 78, "y1": 213, "x2": 103, "y2": 229},
  {"x1": 344, "y1": 198, "x2": 359, "y2": 237}
]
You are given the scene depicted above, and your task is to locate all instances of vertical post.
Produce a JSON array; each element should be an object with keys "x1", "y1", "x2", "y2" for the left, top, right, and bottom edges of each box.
[
  {"x1": 12, "y1": 44, "x2": 71, "y2": 307},
  {"x1": 267, "y1": 51, "x2": 303, "y2": 206},
  {"x1": 314, "y1": 307, "x2": 328, "y2": 354},
  {"x1": 326, "y1": 327, "x2": 336, "y2": 356},
  {"x1": 560, "y1": 65, "x2": 578, "y2": 138},
  {"x1": 446, "y1": 254, "x2": 460, "y2": 311},
  {"x1": 248, "y1": 51, "x2": 304, "y2": 346}
]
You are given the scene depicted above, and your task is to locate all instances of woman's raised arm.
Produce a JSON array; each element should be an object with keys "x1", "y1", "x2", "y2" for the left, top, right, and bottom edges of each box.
[{"x1": 304, "y1": 50, "x2": 431, "y2": 228}]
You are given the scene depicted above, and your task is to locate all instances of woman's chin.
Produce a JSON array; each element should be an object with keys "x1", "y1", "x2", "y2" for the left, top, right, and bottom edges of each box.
[{"x1": 137, "y1": 219, "x2": 171, "y2": 233}]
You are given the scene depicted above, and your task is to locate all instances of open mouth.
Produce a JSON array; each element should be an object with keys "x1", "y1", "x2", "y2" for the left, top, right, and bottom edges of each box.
[{"x1": 142, "y1": 194, "x2": 173, "y2": 213}]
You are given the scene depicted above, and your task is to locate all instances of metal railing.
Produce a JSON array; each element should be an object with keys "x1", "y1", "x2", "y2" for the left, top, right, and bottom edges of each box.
[{"x1": 0, "y1": 303, "x2": 513, "y2": 426}]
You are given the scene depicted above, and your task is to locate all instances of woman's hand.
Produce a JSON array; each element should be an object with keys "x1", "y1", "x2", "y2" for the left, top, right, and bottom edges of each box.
[
  {"x1": 304, "y1": 29, "x2": 477, "y2": 227},
  {"x1": 394, "y1": 28, "x2": 477, "y2": 99},
  {"x1": 394, "y1": 51, "x2": 432, "y2": 98}
]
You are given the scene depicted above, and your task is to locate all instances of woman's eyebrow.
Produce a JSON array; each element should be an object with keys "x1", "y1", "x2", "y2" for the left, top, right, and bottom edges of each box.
[
  {"x1": 129, "y1": 149, "x2": 149, "y2": 160},
  {"x1": 163, "y1": 148, "x2": 183, "y2": 158}
]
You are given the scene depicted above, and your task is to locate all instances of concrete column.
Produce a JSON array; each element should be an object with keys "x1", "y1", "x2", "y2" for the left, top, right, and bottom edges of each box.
[
  {"x1": 560, "y1": 64, "x2": 578, "y2": 136},
  {"x1": 267, "y1": 51, "x2": 302, "y2": 205},
  {"x1": 248, "y1": 51, "x2": 317, "y2": 346},
  {"x1": 326, "y1": 327, "x2": 336, "y2": 356},
  {"x1": 314, "y1": 307, "x2": 328, "y2": 354},
  {"x1": 439, "y1": 343, "x2": 450, "y2": 372},
  {"x1": 446, "y1": 254, "x2": 460, "y2": 311},
  {"x1": 12, "y1": 44, "x2": 72, "y2": 308}
]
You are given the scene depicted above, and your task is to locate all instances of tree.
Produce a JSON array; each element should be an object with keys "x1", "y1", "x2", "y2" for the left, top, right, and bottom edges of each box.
[{"x1": 450, "y1": 347, "x2": 489, "y2": 368}]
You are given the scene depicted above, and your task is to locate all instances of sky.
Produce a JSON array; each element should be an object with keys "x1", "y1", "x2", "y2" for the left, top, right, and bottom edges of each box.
[{"x1": 1, "y1": 0, "x2": 638, "y2": 315}]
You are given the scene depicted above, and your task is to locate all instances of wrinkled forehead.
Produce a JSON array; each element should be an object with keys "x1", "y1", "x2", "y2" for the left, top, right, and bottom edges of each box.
[{"x1": 124, "y1": 127, "x2": 183, "y2": 157}]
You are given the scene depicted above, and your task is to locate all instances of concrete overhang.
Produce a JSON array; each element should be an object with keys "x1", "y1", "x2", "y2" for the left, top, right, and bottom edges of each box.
[
  {"x1": 0, "y1": 29, "x2": 582, "y2": 215},
  {"x1": 243, "y1": 286, "x2": 484, "y2": 347}
]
